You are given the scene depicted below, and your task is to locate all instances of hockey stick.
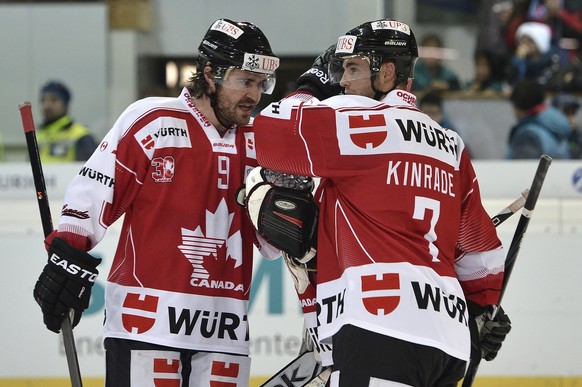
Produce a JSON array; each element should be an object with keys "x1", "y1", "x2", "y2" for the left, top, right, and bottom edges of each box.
[
  {"x1": 491, "y1": 189, "x2": 529, "y2": 227},
  {"x1": 19, "y1": 102, "x2": 84, "y2": 387},
  {"x1": 262, "y1": 189, "x2": 530, "y2": 387},
  {"x1": 461, "y1": 155, "x2": 552, "y2": 387}
]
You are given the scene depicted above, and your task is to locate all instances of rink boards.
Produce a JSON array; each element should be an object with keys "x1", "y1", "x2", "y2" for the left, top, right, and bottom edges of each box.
[{"x1": 0, "y1": 161, "x2": 581, "y2": 384}]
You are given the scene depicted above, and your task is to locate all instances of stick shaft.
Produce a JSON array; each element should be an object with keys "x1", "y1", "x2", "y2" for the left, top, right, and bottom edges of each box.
[
  {"x1": 19, "y1": 102, "x2": 53, "y2": 237},
  {"x1": 500, "y1": 155, "x2": 551, "y2": 302},
  {"x1": 462, "y1": 155, "x2": 552, "y2": 387},
  {"x1": 19, "y1": 102, "x2": 84, "y2": 387}
]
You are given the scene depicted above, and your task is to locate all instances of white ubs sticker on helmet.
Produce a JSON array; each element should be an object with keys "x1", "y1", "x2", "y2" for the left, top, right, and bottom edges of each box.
[
  {"x1": 336, "y1": 35, "x2": 358, "y2": 54},
  {"x1": 211, "y1": 20, "x2": 244, "y2": 39},
  {"x1": 241, "y1": 53, "x2": 280, "y2": 74},
  {"x1": 371, "y1": 20, "x2": 411, "y2": 35}
]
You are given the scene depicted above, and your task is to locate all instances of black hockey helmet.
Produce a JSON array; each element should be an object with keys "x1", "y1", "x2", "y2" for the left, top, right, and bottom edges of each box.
[
  {"x1": 197, "y1": 19, "x2": 279, "y2": 94},
  {"x1": 329, "y1": 19, "x2": 418, "y2": 87}
]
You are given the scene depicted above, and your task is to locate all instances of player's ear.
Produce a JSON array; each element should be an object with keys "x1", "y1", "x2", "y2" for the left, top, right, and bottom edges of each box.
[
  {"x1": 203, "y1": 66, "x2": 216, "y2": 92},
  {"x1": 378, "y1": 61, "x2": 397, "y2": 89}
]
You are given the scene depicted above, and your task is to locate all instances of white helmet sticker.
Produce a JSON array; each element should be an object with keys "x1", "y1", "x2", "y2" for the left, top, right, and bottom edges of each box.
[
  {"x1": 210, "y1": 20, "x2": 244, "y2": 39},
  {"x1": 371, "y1": 20, "x2": 411, "y2": 35},
  {"x1": 335, "y1": 35, "x2": 358, "y2": 54},
  {"x1": 241, "y1": 53, "x2": 279, "y2": 74}
]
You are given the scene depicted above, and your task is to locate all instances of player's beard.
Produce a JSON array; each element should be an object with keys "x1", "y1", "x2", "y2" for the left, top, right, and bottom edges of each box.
[{"x1": 215, "y1": 88, "x2": 257, "y2": 128}]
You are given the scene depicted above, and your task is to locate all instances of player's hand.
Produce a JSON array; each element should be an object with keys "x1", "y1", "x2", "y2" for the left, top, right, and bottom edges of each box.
[
  {"x1": 296, "y1": 44, "x2": 343, "y2": 100},
  {"x1": 468, "y1": 301, "x2": 512, "y2": 361},
  {"x1": 33, "y1": 237, "x2": 101, "y2": 333},
  {"x1": 244, "y1": 167, "x2": 318, "y2": 259}
]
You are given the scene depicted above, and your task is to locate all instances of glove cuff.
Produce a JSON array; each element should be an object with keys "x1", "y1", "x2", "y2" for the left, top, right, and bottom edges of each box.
[
  {"x1": 48, "y1": 237, "x2": 101, "y2": 286},
  {"x1": 467, "y1": 299, "x2": 489, "y2": 317}
]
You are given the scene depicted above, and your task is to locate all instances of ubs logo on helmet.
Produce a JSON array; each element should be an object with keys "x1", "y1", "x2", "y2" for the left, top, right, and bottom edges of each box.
[
  {"x1": 371, "y1": 20, "x2": 411, "y2": 35},
  {"x1": 336, "y1": 35, "x2": 357, "y2": 54},
  {"x1": 211, "y1": 20, "x2": 244, "y2": 39},
  {"x1": 242, "y1": 53, "x2": 279, "y2": 74}
]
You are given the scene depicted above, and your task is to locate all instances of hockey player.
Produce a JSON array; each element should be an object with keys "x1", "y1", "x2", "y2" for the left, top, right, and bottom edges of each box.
[
  {"x1": 247, "y1": 19, "x2": 511, "y2": 386},
  {"x1": 32, "y1": 19, "x2": 280, "y2": 386}
]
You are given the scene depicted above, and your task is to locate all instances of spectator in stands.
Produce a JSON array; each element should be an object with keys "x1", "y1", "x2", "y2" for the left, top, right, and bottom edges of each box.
[
  {"x1": 418, "y1": 90, "x2": 473, "y2": 157},
  {"x1": 507, "y1": 21, "x2": 560, "y2": 87},
  {"x1": 37, "y1": 80, "x2": 98, "y2": 163},
  {"x1": 465, "y1": 49, "x2": 508, "y2": 96},
  {"x1": 476, "y1": 0, "x2": 515, "y2": 83},
  {"x1": 531, "y1": 0, "x2": 582, "y2": 91},
  {"x1": 418, "y1": 90, "x2": 458, "y2": 132},
  {"x1": 527, "y1": 0, "x2": 582, "y2": 62},
  {"x1": 552, "y1": 93, "x2": 582, "y2": 158},
  {"x1": 506, "y1": 79, "x2": 571, "y2": 158},
  {"x1": 411, "y1": 33, "x2": 462, "y2": 93}
]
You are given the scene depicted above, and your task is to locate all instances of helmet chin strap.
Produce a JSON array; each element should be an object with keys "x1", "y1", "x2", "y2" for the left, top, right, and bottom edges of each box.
[{"x1": 370, "y1": 73, "x2": 392, "y2": 101}]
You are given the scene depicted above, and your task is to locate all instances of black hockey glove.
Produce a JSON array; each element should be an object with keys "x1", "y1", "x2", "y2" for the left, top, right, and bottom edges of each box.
[
  {"x1": 244, "y1": 167, "x2": 318, "y2": 260},
  {"x1": 296, "y1": 44, "x2": 343, "y2": 100},
  {"x1": 33, "y1": 237, "x2": 101, "y2": 333},
  {"x1": 468, "y1": 301, "x2": 512, "y2": 361}
]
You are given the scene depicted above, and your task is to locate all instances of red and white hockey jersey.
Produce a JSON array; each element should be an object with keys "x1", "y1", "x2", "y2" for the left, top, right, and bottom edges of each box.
[
  {"x1": 253, "y1": 89, "x2": 505, "y2": 361},
  {"x1": 55, "y1": 88, "x2": 262, "y2": 355}
]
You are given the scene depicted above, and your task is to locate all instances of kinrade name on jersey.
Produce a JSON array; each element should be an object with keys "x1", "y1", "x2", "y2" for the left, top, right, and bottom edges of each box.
[{"x1": 386, "y1": 160, "x2": 455, "y2": 198}]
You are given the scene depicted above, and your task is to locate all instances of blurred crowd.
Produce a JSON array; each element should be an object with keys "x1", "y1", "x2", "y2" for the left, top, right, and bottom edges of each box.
[{"x1": 413, "y1": 0, "x2": 582, "y2": 159}]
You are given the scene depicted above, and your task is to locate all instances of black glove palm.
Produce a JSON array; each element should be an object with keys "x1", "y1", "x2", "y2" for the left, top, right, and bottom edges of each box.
[
  {"x1": 468, "y1": 301, "x2": 512, "y2": 361},
  {"x1": 34, "y1": 237, "x2": 101, "y2": 333},
  {"x1": 295, "y1": 44, "x2": 343, "y2": 100}
]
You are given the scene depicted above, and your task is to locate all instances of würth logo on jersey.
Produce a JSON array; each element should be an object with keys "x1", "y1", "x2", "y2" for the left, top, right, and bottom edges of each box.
[
  {"x1": 411, "y1": 281, "x2": 467, "y2": 324},
  {"x1": 121, "y1": 293, "x2": 160, "y2": 334},
  {"x1": 179, "y1": 199, "x2": 245, "y2": 292},
  {"x1": 337, "y1": 113, "x2": 390, "y2": 155},
  {"x1": 244, "y1": 132, "x2": 256, "y2": 159},
  {"x1": 211, "y1": 360, "x2": 240, "y2": 386},
  {"x1": 153, "y1": 357, "x2": 181, "y2": 386},
  {"x1": 141, "y1": 134, "x2": 155, "y2": 150},
  {"x1": 361, "y1": 273, "x2": 400, "y2": 315}
]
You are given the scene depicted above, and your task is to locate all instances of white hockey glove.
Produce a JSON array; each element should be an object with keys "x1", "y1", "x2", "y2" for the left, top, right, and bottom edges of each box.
[
  {"x1": 241, "y1": 167, "x2": 318, "y2": 261},
  {"x1": 283, "y1": 252, "x2": 313, "y2": 295}
]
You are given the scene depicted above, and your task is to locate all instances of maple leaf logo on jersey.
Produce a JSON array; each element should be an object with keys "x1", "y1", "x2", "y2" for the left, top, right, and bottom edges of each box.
[{"x1": 179, "y1": 199, "x2": 244, "y2": 292}]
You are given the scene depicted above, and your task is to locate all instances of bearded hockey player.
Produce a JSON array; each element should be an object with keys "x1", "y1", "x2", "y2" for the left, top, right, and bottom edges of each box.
[{"x1": 32, "y1": 18, "x2": 280, "y2": 386}]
